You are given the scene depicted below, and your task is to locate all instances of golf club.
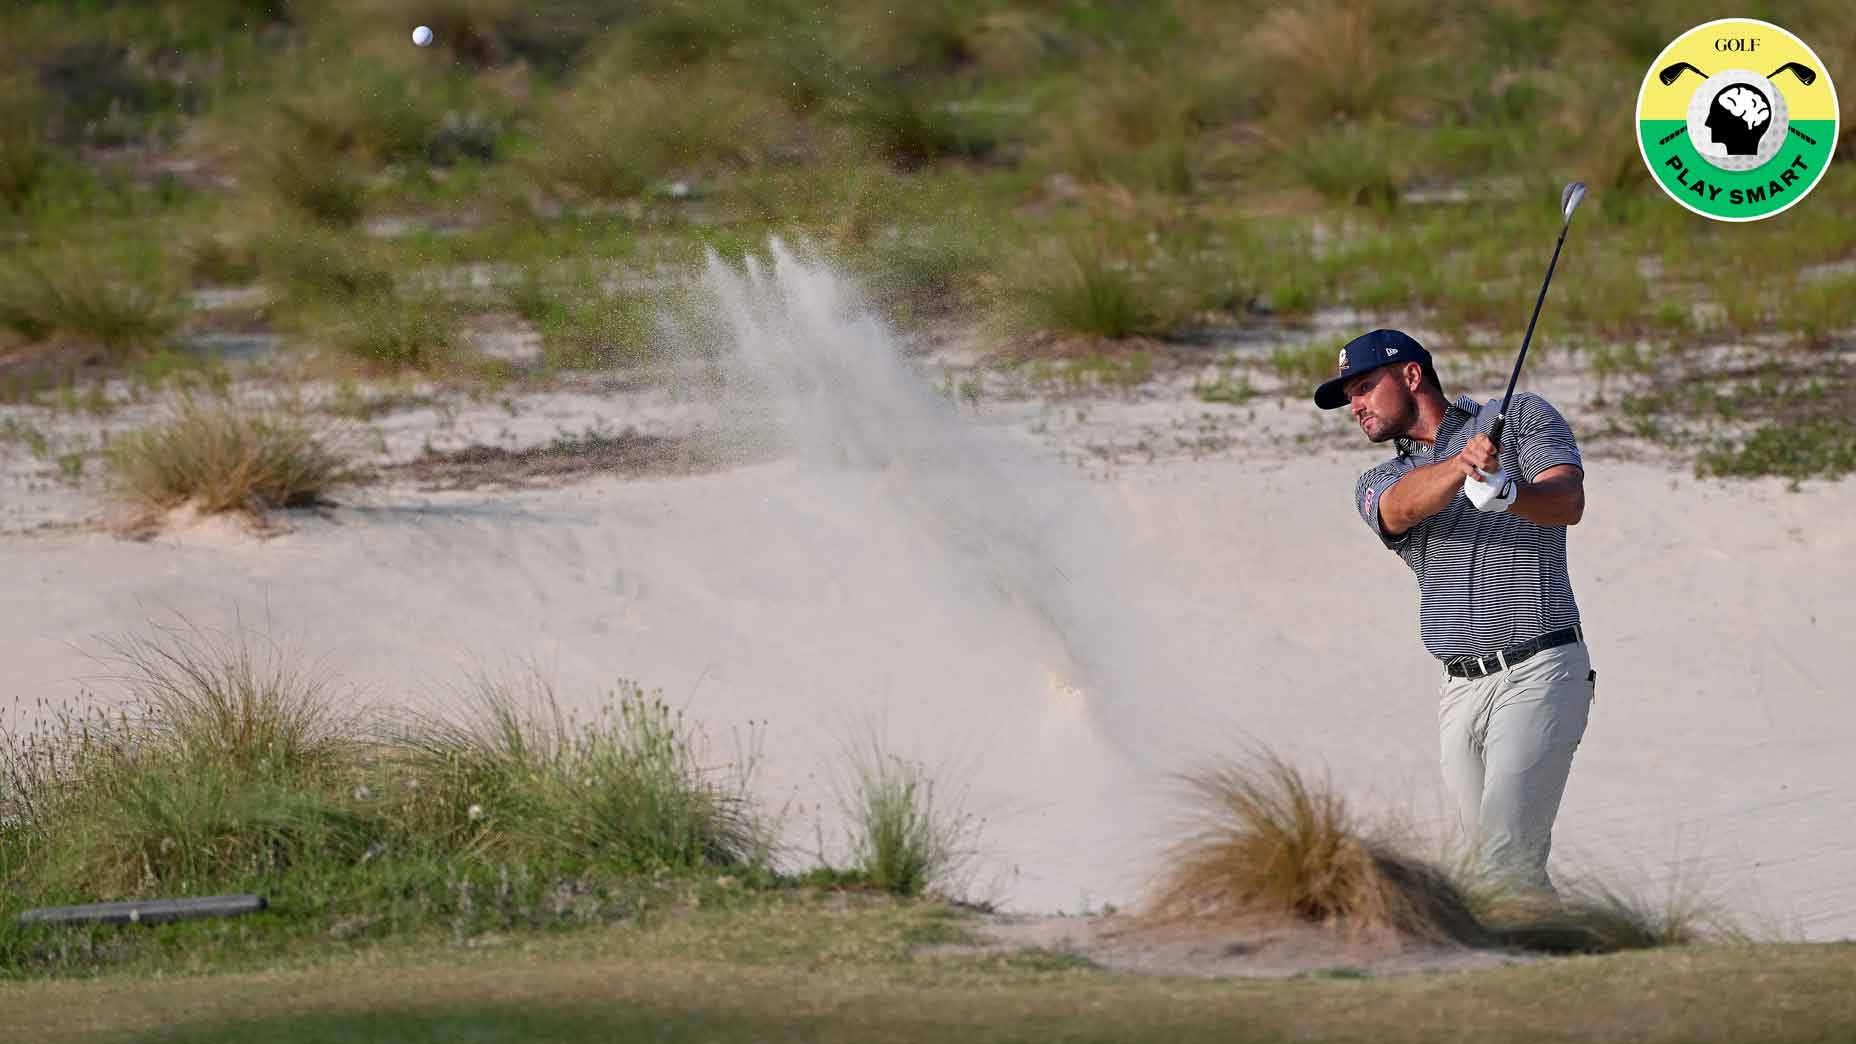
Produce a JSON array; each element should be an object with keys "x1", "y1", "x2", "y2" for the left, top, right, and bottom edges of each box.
[
  {"x1": 1659, "y1": 61, "x2": 1706, "y2": 86},
  {"x1": 1770, "y1": 61, "x2": 1817, "y2": 85},
  {"x1": 1488, "y1": 182, "x2": 1586, "y2": 453}
]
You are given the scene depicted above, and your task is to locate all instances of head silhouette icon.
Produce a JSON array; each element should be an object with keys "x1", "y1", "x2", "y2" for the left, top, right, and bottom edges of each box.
[{"x1": 1705, "y1": 84, "x2": 1772, "y2": 155}]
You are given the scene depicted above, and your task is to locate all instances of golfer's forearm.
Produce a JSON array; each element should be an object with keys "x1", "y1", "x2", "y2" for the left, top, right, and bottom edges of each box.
[
  {"x1": 1510, "y1": 474, "x2": 1585, "y2": 526},
  {"x1": 1380, "y1": 461, "x2": 1464, "y2": 535}
]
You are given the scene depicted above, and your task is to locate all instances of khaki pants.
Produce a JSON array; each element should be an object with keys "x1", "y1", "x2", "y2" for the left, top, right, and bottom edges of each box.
[{"x1": 1437, "y1": 641, "x2": 1594, "y2": 892}]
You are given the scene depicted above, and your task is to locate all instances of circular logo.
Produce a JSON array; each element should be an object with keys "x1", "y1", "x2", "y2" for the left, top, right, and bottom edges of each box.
[{"x1": 1637, "y1": 19, "x2": 1838, "y2": 221}]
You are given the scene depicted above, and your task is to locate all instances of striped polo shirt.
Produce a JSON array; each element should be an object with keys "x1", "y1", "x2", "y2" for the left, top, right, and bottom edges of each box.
[{"x1": 1355, "y1": 393, "x2": 1584, "y2": 661}]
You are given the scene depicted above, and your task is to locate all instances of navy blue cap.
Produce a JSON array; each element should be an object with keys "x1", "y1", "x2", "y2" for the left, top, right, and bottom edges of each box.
[{"x1": 1313, "y1": 329, "x2": 1436, "y2": 410}]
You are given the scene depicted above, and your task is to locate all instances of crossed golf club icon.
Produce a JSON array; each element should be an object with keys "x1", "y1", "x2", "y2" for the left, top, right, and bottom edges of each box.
[{"x1": 1656, "y1": 61, "x2": 1820, "y2": 147}]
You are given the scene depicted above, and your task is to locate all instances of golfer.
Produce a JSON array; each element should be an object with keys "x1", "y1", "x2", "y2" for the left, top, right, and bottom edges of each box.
[{"x1": 1316, "y1": 328, "x2": 1594, "y2": 893}]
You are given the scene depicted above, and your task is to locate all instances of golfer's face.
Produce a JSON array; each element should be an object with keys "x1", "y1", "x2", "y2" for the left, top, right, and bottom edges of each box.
[{"x1": 1344, "y1": 368, "x2": 1405, "y2": 442}]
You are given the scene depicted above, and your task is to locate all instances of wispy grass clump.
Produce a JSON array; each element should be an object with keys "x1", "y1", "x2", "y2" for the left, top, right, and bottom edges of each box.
[
  {"x1": 0, "y1": 623, "x2": 773, "y2": 961},
  {"x1": 391, "y1": 668, "x2": 764, "y2": 873},
  {"x1": 1150, "y1": 746, "x2": 1747, "y2": 953},
  {"x1": 1468, "y1": 873, "x2": 1734, "y2": 954},
  {"x1": 257, "y1": 144, "x2": 368, "y2": 227},
  {"x1": 329, "y1": 296, "x2": 459, "y2": 368},
  {"x1": 509, "y1": 275, "x2": 656, "y2": 370},
  {"x1": 1021, "y1": 242, "x2": 1164, "y2": 340},
  {"x1": 1148, "y1": 749, "x2": 1486, "y2": 945},
  {"x1": 106, "y1": 392, "x2": 358, "y2": 515},
  {"x1": 1, "y1": 621, "x2": 365, "y2": 898},
  {"x1": 259, "y1": 229, "x2": 394, "y2": 304},
  {"x1": 0, "y1": 251, "x2": 180, "y2": 355},
  {"x1": 1252, "y1": 0, "x2": 1440, "y2": 128},
  {"x1": 1286, "y1": 124, "x2": 1403, "y2": 208},
  {"x1": 845, "y1": 82, "x2": 998, "y2": 170},
  {"x1": 0, "y1": 80, "x2": 56, "y2": 211},
  {"x1": 835, "y1": 735, "x2": 975, "y2": 897},
  {"x1": 528, "y1": 73, "x2": 789, "y2": 201}
]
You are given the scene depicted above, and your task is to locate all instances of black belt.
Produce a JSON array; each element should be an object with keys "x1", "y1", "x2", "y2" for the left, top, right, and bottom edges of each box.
[{"x1": 1444, "y1": 625, "x2": 1583, "y2": 679}]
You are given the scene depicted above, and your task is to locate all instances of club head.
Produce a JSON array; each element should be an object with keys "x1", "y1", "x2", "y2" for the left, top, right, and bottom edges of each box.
[
  {"x1": 1659, "y1": 62, "x2": 1704, "y2": 86},
  {"x1": 1560, "y1": 182, "x2": 1587, "y2": 226},
  {"x1": 1770, "y1": 61, "x2": 1817, "y2": 86}
]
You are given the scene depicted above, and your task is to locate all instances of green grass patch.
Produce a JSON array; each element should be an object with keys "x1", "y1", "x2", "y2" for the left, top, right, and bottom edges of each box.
[
  {"x1": 1269, "y1": 341, "x2": 1337, "y2": 388},
  {"x1": 389, "y1": 667, "x2": 766, "y2": 872},
  {"x1": 1698, "y1": 416, "x2": 1856, "y2": 486},
  {"x1": 0, "y1": 249, "x2": 180, "y2": 356},
  {"x1": 1019, "y1": 241, "x2": 1167, "y2": 340},
  {"x1": 0, "y1": 622, "x2": 779, "y2": 978},
  {"x1": 835, "y1": 735, "x2": 976, "y2": 898},
  {"x1": 327, "y1": 296, "x2": 460, "y2": 369}
]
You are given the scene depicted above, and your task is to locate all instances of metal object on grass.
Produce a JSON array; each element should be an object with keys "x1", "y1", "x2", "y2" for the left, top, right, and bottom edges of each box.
[{"x1": 20, "y1": 894, "x2": 268, "y2": 927}]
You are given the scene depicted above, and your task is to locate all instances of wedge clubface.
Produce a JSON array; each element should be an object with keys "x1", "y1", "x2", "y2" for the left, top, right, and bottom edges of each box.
[
  {"x1": 1489, "y1": 182, "x2": 1586, "y2": 453},
  {"x1": 1769, "y1": 61, "x2": 1817, "y2": 86}
]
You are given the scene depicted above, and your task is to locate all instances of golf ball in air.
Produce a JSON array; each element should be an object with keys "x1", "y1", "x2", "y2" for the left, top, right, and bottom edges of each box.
[{"x1": 412, "y1": 25, "x2": 433, "y2": 47}]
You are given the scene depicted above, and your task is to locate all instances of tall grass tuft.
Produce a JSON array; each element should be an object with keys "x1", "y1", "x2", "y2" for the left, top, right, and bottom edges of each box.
[
  {"x1": 1253, "y1": 0, "x2": 1441, "y2": 128},
  {"x1": 0, "y1": 252, "x2": 180, "y2": 355},
  {"x1": 1286, "y1": 124, "x2": 1403, "y2": 208},
  {"x1": 391, "y1": 668, "x2": 764, "y2": 873},
  {"x1": 330, "y1": 296, "x2": 458, "y2": 368},
  {"x1": 845, "y1": 81, "x2": 996, "y2": 170},
  {"x1": 1022, "y1": 241, "x2": 1163, "y2": 340},
  {"x1": 257, "y1": 144, "x2": 368, "y2": 227},
  {"x1": 0, "y1": 80, "x2": 55, "y2": 211},
  {"x1": 1148, "y1": 749, "x2": 1486, "y2": 945},
  {"x1": 1458, "y1": 859, "x2": 1743, "y2": 954},
  {"x1": 1, "y1": 621, "x2": 365, "y2": 898},
  {"x1": 106, "y1": 392, "x2": 358, "y2": 515},
  {"x1": 836, "y1": 735, "x2": 975, "y2": 897}
]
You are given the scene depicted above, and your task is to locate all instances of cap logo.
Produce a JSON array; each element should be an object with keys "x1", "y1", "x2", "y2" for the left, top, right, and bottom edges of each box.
[
  {"x1": 1386, "y1": 346, "x2": 1399, "y2": 355},
  {"x1": 1337, "y1": 348, "x2": 1349, "y2": 373}
]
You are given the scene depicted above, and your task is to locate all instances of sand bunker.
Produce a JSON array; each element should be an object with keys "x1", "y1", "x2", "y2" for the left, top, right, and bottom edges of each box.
[{"x1": 5, "y1": 246, "x2": 1854, "y2": 935}]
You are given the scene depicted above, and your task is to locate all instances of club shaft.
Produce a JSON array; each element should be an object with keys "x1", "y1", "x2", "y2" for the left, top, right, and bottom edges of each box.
[{"x1": 1491, "y1": 227, "x2": 1570, "y2": 452}]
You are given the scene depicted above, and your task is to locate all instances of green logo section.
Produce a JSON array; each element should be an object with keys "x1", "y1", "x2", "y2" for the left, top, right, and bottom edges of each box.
[{"x1": 1640, "y1": 120, "x2": 1836, "y2": 219}]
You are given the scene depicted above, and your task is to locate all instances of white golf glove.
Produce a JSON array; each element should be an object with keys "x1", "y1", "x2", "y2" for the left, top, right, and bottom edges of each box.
[{"x1": 1464, "y1": 468, "x2": 1517, "y2": 513}]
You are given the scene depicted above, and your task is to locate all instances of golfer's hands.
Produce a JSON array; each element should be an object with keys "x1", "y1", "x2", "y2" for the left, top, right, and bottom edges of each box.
[
  {"x1": 1464, "y1": 467, "x2": 1517, "y2": 513},
  {"x1": 1457, "y1": 434, "x2": 1516, "y2": 513},
  {"x1": 1458, "y1": 433, "x2": 1499, "y2": 476}
]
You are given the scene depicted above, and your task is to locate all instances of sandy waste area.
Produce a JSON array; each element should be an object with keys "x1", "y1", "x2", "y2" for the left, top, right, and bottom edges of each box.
[{"x1": 5, "y1": 246, "x2": 1854, "y2": 970}]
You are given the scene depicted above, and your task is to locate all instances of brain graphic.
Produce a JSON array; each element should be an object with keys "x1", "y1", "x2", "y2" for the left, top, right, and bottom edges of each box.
[{"x1": 1718, "y1": 86, "x2": 1771, "y2": 129}]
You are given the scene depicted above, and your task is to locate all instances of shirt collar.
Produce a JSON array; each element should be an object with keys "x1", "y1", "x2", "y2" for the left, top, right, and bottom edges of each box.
[{"x1": 1402, "y1": 396, "x2": 1480, "y2": 460}]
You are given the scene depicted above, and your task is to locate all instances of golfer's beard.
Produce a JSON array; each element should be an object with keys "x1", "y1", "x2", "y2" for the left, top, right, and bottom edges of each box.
[{"x1": 1366, "y1": 401, "x2": 1415, "y2": 443}]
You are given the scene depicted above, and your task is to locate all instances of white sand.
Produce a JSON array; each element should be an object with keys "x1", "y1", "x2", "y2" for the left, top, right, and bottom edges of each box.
[{"x1": 5, "y1": 248, "x2": 1853, "y2": 937}]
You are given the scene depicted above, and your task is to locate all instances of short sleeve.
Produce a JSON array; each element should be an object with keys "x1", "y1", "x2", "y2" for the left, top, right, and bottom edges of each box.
[
  {"x1": 1355, "y1": 458, "x2": 1415, "y2": 550},
  {"x1": 1509, "y1": 393, "x2": 1582, "y2": 480}
]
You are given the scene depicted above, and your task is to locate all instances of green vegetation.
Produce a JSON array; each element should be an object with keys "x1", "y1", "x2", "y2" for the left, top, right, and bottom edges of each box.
[
  {"x1": 1020, "y1": 241, "x2": 1168, "y2": 340},
  {"x1": 0, "y1": 0, "x2": 1849, "y2": 471},
  {"x1": 6, "y1": 922, "x2": 1856, "y2": 1043},
  {"x1": 390, "y1": 667, "x2": 765, "y2": 871},
  {"x1": 0, "y1": 250, "x2": 179, "y2": 356},
  {"x1": 836, "y1": 735, "x2": 975, "y2": 897},
  {"x1": 105, "y1": 393, "x2": 359, "y2": 515},
  {"x1": 1700, "y1": 416, "x2": 1856, "y2": 487},
  {"x1": 0, "y1": 622, "x2": 776, "y2": 977}
]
